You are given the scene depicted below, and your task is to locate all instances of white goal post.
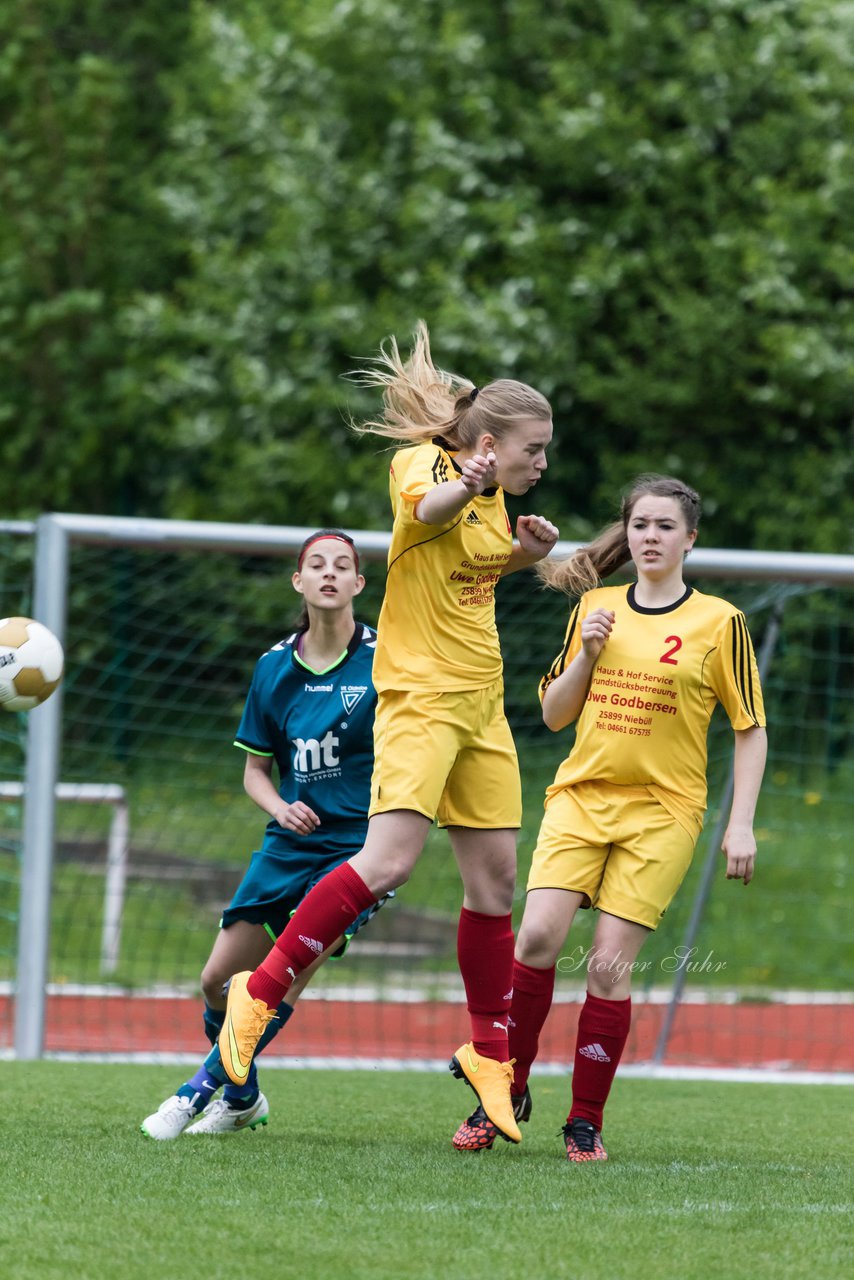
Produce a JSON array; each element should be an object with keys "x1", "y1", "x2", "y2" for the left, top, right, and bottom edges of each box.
[
  {"x1": 13, "y1": 511, "x2": 854, "y2": 1060},
  {"x1": 0, "y1": 782, "x2": 129, "y2": 976}
]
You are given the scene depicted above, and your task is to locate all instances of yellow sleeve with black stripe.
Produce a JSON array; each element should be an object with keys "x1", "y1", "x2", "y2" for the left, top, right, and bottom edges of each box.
[
  {"x1": 705, "y1": 611, "x2": 766, "y2": 729},
  {"x1": 538, "y1": 601, "x2": 582, "y2": 702}
]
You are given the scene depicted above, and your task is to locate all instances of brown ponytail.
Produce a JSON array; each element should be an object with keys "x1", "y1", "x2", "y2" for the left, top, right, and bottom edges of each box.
[{"x1": 538, "y1": 474, "x2": 702, "y2": 596}]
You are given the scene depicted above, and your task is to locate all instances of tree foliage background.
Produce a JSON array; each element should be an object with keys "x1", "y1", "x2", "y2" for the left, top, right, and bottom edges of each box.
[{"x1": 2, "y1": 0, "x2": 853, "y2": 550}]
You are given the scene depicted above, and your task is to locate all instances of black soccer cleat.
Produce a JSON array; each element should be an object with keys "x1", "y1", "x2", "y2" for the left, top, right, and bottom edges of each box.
[{"x1": 562, "y1": 1117, "x2": 608, "y2": 1162}]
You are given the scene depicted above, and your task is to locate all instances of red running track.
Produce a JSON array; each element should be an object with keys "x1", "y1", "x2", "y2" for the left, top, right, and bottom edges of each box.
[{"x1": 2, "y1": 994, "x2": 851, "y2": 1072}]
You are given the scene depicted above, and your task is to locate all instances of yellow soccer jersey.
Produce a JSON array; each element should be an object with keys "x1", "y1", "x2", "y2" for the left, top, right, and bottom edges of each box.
[
  {"x1": 540, "y1": 584, "x2": 766, "y2": 828},
  {"x1": 372, "y1": 438, "x2": 513, "y2": 692}
]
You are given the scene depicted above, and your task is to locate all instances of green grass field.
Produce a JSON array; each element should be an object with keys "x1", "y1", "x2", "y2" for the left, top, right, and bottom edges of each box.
[{"x1": 2, "y1": 1064, "x2": 851, "y2": 1280}]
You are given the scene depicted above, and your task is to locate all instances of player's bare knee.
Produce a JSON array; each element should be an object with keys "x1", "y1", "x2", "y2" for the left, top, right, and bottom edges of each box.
[
  {"x1": 375, "y1": 857, "x2": 412, "y2": 894},
  {"x1": 200, "y1": 963, "x2": 228, "y2": 1005},
  {"x1": 586, "y1": 952, "x2": 631, "y2": 999},
  {"x1": 495, "y1": 865, "x2": 517, "y2": 911},
  {"x1": 516, "y1": 920, "x2": 562, "y2": 968}
]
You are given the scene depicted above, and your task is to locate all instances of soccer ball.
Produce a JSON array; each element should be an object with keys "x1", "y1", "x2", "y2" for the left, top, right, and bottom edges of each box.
[{"x1": 0, "y1": 617, "x2": 64, "y2": 712}]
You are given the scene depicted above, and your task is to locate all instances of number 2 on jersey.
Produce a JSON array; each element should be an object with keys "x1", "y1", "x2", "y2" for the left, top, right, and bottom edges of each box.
[{"x1": 660, "y1": 635, "x2": 682, "y2": 665}]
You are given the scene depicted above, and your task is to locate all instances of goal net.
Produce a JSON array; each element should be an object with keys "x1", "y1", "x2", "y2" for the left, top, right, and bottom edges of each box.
[{"x1": 1, "y1": 517, "x2": 851, "y2": 1075}]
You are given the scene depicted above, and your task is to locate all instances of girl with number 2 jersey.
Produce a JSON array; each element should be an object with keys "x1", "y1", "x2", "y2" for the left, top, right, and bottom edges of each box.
[{"x1": 454, "y1": 474, "x2": 767, "y2": 1161}]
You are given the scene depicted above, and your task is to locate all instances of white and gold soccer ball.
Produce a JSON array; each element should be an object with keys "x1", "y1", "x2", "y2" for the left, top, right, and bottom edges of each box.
[{"x1": 0, "y1": 616, "x2": 64, "y2": 712}]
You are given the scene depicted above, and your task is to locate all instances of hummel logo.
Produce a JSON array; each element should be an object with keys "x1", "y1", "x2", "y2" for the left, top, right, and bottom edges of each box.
[
  {"x1": 579, "y1": 1042, "x2": 611, "y2": 1063},
  {"x1": 464, "y1": 510, "x2": 482, "y2": 525},
  {"x1": 299, "y1": 935, "x2": 324, "y2": 955}
]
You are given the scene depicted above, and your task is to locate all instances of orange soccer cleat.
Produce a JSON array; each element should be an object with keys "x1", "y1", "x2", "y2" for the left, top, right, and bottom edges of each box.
[
  {"x1": 449, "y1": 1042, "x2": 522, "y2": 1145},
  {"x1": 217, "y1": 972, "x2": 278, "y2": 1087}
]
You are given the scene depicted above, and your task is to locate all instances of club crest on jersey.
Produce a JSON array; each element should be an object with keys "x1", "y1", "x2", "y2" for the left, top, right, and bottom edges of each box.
[{"x1": 340, "y1": 685, "x2": 368, "y2": 713}]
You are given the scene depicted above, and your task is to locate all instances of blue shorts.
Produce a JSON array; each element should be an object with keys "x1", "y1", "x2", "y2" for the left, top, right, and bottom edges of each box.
[{"x1": 220, "y1": 829, "x2": 387, "y2": 956}]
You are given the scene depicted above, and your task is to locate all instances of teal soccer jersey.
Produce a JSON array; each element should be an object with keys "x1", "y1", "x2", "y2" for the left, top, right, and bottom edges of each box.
[{"x1": 234, "y1": 622, "x2": 378, "y2": 850}]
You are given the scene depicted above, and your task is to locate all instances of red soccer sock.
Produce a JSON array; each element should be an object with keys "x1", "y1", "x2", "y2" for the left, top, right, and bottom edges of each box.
[
  {"x1": 508, "y1": 959, "x2": 556, "y2": 1095},
  {"x1": 247, "y1": 862, "x2": 377, "y2": 1008},
  {"x1": 569, "y1": 992, "x2": 632, "y2": 1130},
  {"x1": 457, "y1": 907, "x2": 515, "y2": 1061}
]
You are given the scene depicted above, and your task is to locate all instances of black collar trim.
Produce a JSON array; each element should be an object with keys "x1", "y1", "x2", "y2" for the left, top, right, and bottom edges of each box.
[{"x1": 627, "y1": 583, "x2": 693, "y2": 615}]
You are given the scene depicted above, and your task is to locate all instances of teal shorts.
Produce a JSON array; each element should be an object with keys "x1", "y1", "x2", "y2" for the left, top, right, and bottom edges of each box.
[{"x1": 220, "y1": 829, "x2": 388, "y2": 956}]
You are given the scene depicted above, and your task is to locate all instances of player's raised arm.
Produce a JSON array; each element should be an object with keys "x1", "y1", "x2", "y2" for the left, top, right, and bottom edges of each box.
[
  {"x1": 502, "y1": 514, "x2": 560, "y2": 575},
  {"x1": 542, "y1": 609, "x2": 615, "y2": 731},
  {"x1": 415, "y1": 451, "x2": 499, "y2": 524}
]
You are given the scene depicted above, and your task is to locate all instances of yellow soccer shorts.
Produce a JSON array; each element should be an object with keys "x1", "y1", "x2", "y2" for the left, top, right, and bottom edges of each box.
[
  {"x1": 369, "y1": 679, "x2": 522, "y2": 829},
  {"x1": 526, "y1": 780, "x2": 700, "y2": 930}
]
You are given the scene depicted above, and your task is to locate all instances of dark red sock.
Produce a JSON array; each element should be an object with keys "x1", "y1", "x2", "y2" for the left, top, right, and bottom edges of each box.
[
  {"x1": 569, "y1": 992, "x2": 631, "y2": 1129},
  {"x1": 457, "y1": 907, "x2": 515, "y2": 1061},
  {"x1": 508, "y1": 959, "x2": 556, "y2": 1095},
  {"x1": 247, "y1": 862, "x2": 377, "y2": 1007}
]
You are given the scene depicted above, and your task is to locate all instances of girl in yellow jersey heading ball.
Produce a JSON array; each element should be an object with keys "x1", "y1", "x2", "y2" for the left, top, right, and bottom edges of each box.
[
  {"x1": 453, "y1": 474, "x2": 767, "y2": 1161},
  {"x1": 219, "y1": 322, "x2": 559, "y2": 1147}
]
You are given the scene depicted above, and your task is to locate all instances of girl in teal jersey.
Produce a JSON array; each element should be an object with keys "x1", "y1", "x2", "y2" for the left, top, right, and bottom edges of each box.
[{"x1": 141, "y1": 530, "x2": 384, "y2": 1140}]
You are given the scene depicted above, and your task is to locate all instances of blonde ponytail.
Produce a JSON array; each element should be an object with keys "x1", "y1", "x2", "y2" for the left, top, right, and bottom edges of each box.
[{"x1": 351, "y1": 320, "x2": 551, "y2": 449}]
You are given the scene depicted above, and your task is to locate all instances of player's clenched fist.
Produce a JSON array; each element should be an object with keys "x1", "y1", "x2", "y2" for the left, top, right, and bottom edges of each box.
[
  {"x1": 515, "y1": 514, "x2": 560, "y2": 557},
  {"x1": 459, "y1": 451, "x2": 499, "y2": 495},
  {"x1": 580, "y1": 608, "x2": 615, "y2": 660}
]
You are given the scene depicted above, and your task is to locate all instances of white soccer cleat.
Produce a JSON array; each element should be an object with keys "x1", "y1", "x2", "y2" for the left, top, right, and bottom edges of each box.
[
  {"x1": 140, "y1": 1093, "x2": 200, "y2": 1141},
  {"x1": 187, "y1": 1092, "x2": 269, "y2": 1136}
]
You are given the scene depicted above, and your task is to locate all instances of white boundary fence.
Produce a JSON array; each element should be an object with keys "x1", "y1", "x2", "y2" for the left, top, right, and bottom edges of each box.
[{"x1": 12, "y1": 512, "x2": 854, "y2": 1060}]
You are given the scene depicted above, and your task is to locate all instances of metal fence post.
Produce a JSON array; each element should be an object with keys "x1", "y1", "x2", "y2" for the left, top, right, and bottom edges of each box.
[
  {"x1": 14, "y1": 515, "x2": 69, "y2": 1059},
  {"x1": 101, "y1": 792, "x2": 130, "y2": 975}
]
